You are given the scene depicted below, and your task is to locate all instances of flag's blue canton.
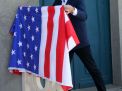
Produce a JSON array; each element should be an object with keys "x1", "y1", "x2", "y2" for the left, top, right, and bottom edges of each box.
[{"x1": 9, "y1": 6, "x2": 42, "y2": 74}]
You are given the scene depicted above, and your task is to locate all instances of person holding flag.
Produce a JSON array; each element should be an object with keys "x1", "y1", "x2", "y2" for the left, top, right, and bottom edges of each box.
[{"x1": 53, "y1": 0, "x2": 106, "y2": 91}]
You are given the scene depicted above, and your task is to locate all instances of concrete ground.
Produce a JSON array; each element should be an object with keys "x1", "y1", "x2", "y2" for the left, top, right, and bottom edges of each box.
[{"x1": 72, "y1": 85, "x2": 122, "y2": 91}]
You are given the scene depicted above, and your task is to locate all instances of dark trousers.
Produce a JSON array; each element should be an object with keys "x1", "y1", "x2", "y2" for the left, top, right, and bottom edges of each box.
[{"x1": 69, "y1": 45, "x2": 106, "y2": 91}]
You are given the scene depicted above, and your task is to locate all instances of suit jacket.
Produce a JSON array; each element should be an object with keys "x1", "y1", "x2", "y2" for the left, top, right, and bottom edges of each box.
[{"x1": 53, "y1": 0, "x2": 89, "y2": 49}]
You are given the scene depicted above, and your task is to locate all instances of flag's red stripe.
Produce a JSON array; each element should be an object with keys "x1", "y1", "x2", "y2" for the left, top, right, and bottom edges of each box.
[
  {"x1": 44, "y1": 6, "x2": 55, "y2": 78},
  {"x1": 56, "y1": 6, "x2": 65, "y2": 82},
  {"x1": 11, "y1": 70, "x2": 22, "y2": 75},
  {"x1": 61, "y1": 85, "x2": 72, "y2": 91},
  {"x1": 65, "y1": 20, "x2": 80, "y2": 45}
]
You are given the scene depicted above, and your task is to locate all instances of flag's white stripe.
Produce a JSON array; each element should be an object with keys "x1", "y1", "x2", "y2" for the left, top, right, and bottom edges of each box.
[
  {"x1": 64, "y1": 12, "x2": 69, "y2": 23},
  {"x1": 39, "y1": 6, "x2": 48, "y2": 77},
  {"x1": 64, "y1": 13, "x2": 76, "y2": 51},
  {"x1": 62, "y1": 43, "x2": 73, "y2": 87},
  {"x1": 61, "y1": 12, "x2": 75, "y2": 87},
  {"x1": 50, "y1": 6, "x2": 61, "y2": 81},
  {"x1": 68, "y1": 37, "x2": 76, "y2": 51}
]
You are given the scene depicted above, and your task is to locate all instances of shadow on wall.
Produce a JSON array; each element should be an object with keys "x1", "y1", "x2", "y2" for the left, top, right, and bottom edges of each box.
[{"x1": 39, "y1": 0, "x2": 55, "y2": 6}]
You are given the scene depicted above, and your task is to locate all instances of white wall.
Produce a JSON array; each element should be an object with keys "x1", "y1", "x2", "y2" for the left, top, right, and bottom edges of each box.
[
  {"x1": 0, "y1": 0, "x2": 38, "y2": 91},
  {"x1": 110, "y1": 0, "x2": 122, "y2": 86},
  {"x1": 118, "y1": 0, "x2": 122, "y2": 85}
]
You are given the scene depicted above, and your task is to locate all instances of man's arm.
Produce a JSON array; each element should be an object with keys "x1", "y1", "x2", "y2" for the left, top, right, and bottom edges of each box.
[
  {"x1": 74, "y1": 0, "x2": 87, "y2": 21},
  {"x1": 53, "y1": 0, "x2": 87, "y2": 21},
  {"x1": 64, "y1": 0, "x2": 87, "y2": 21}
]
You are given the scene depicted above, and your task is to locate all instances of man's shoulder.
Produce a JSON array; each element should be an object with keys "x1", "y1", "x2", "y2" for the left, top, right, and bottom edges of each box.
[{"x1": 68, "y1": 0, "x2": 84, "y2": 4}]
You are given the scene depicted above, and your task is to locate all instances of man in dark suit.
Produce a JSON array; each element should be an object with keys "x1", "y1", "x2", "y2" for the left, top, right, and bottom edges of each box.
[{"x1": 53, "y1": 0, "x2": 106, "y2": 91}]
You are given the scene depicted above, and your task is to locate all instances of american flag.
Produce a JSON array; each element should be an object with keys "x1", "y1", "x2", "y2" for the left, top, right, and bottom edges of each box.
[{"x1": 9, "y1": 5, "x2": 79, "y2": 91}]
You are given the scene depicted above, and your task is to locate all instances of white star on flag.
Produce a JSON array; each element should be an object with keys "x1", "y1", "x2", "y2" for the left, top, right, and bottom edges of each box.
[
  {"x1": 34, "y1": 46, "x2": 38, "y2": 51},
  {"x1": 17, "y1": 59, "x2": 22, "y2": 65},
  {"x1": 31, "y1": 35, "x2": 34, "y2": 41},
  {"x1": 20, "y1": 6, "x2": 23, "y2": 10},
  {"x1": 23, "y1": 34, "x2": 26, "y2": 39},
  {"x1": 31, "y1": 16, "x2": 35, "y2": 22},
  {"x1": 36, "y1": 27, "x2": 39, "y2": 32},
  {"x1": 14, "y1": 32, "x2": 17, "y2": 37},
  {"x1": 27, "y1": 25, "x2": 31, "y2": 31},
  {"x1": 11, "y1": 50, "x2": 16, "y2": 55},
  {"x1": 34, "y1": 64, "x2": 36, "y2": 70},
  {"x1": 24, "y1": 15, "x2": 27, "y2": 21},
  {"x1": 18, "y1": 41, "x2": 22, "y2": 47},
  {"x1": 27, "y1": 7, "x2": 30, "y2": 12},
  {"x1": 30, "y1": 54, "x2": 33, "y2": 60},
  {"x1": 35, "y1": 8, "x2": 38, "y2": 13},
  {"x1": 27, "y1": 44, "x2": 29, "y2": 49},
  {"x1": 19, "y1": 23, "x2": 23, "y2": 29},
  {"x1": 26, "y1": 62, "x2": 30, "y2": 67},
  {"x1": 16, "y1": 14, "x2": 18, "y2": 18},
  {"x1": 23, "y1": 52, "x2": 26, "y2": 57}
]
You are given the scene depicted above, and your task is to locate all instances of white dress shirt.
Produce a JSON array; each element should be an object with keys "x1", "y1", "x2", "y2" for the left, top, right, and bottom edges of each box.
[
  {"x1": 72, "y1": 8, "x2": 78, "y2": 16},
  {"x1": 61, "y1": 0, "x2": 68, "y2": 5}
]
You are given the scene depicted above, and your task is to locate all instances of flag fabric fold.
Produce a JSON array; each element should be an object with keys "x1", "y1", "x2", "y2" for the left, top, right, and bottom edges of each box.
[{"x1": 8, "y1": 5, "x2": 79, "y2": 91}]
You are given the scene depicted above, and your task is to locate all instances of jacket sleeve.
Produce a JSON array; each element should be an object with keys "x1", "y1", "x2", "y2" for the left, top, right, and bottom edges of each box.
[{"x1": 73, "y1": 0, "x2": 87, "y2": 21}]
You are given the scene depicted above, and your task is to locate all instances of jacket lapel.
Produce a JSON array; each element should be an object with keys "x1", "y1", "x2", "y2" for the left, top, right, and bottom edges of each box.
[{"x1": 66, "y1": 0, "x2": 69, "y2": 4}]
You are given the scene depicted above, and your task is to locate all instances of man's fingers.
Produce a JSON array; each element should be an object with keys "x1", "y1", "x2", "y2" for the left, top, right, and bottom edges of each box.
[
  {"x1": 65, "y1": 11, "x2": 70, "y2": 14},
  {"x1": 64, "y1": 5, "x2": 74, "y2": 14},
  {"x1": 64, "y1": 6, "x2": 70, "y2": 14},
  {"x1": 65, "y1": 9, "x2": 70, "y2": 14}
]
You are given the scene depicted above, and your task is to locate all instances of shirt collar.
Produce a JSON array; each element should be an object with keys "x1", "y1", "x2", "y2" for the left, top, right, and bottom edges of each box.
[{"x1": 62, "y1": 0, "x2": 68, "y2": 5}]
